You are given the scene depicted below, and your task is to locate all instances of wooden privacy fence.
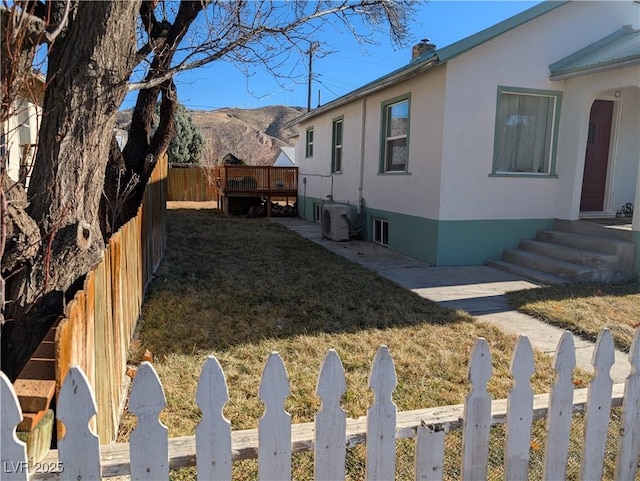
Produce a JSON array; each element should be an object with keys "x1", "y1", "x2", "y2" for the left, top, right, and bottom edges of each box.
[
  {"x1": 48, "y1": 157, "x2": 166, "y2": 444},
  {"x1": 2, "y1": 328, "x2": 638, "y2": 480},
  {"x1": 167, "y1": 163, "x2": 217, "y2": 201}
]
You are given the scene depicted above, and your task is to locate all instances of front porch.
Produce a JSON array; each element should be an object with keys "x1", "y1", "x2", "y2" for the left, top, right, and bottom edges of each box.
[{"x1": 488, "y1": 218, "x2": 636, "y2": 284}]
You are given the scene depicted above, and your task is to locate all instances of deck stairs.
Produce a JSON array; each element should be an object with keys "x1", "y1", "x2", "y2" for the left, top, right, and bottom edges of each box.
[{"x1": 487, "y1": 219, "x2": 635, "y2": 285}]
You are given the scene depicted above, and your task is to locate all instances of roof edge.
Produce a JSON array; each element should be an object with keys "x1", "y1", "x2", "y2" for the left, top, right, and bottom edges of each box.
[
  {"x1": 287, "y1": 0, "x2": 571, "y2": 127},
  {"x1": 549, "y1": 55, "x2": 640, "y2": 80},
  {"x1": 549, "y1": 25, "x2": 638, "y2": 75}
]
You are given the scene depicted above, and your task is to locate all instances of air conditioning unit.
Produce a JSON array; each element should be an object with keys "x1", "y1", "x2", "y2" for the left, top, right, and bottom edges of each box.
[{"x1": 322, "y1": 204, "x2": 350, "y2": 241}]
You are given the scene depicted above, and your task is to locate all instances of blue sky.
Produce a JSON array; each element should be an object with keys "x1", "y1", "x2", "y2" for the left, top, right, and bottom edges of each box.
[{"x1": 121, "y1": 1, "x2": 543, "y2": 111}]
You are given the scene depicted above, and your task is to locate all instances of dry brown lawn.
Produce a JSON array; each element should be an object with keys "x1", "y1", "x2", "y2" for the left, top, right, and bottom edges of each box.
[
  {"x1": 118, "y1": 208, "x2": 583, "y2": 480},
  {"x1": 508, "y1": 282, "x2": 640, "y2": 352}
]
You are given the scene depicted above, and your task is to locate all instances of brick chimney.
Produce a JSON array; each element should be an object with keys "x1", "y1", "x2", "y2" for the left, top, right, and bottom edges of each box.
[{"x1": 411, "y1": 39, "x2": 436, "y2": 61}]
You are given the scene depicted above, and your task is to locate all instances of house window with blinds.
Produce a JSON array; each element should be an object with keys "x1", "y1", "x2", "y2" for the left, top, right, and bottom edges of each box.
[
  {"x1": 381, "y1": 96, "x2": 410, "y2": 173},
  {"x1": 305, "y1": 127, "x2": 314, "y2": 157},
  {"x1": 331, "y1": 117, "x2": 343, "y2": 173},
  {"x1": 492, "y1": 87, "x2": 562, "y2": 176}
]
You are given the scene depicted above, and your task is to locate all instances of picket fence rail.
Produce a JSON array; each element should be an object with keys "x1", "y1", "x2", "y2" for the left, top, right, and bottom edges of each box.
[{"x1": 1, "y1": 328, "x2": 638, "y2": 480}]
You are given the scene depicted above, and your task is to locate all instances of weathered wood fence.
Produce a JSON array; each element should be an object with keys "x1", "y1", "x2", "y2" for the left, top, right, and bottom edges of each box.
[
  {"x1": 1, "y1": 329, "x2": 638, "y2": 480},
  {"x1": 167, "y1": 163, "x2": 217, "y2": 201},
  {"x1": 13, "y1": 157, "x2": 167, "y2": 447}
]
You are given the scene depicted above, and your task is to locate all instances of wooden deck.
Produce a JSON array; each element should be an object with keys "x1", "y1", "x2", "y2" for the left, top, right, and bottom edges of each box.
[{"x1": 214, "y1": 165, "x2": 298, "y2": 215}]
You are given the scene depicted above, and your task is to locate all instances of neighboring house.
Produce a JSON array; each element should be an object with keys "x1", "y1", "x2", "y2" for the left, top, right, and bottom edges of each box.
[
  {"x1": 293, "y1": 0, "x2": 640, "y2": 277},
  {"x1": 114, "y1": 128, "x2": 128, "y2": 151},
  {"x1": 1, "y1": 73, "x2": 44, "y2": 187},
  {"x1": 273, "y1": 146, "x2": 296, "y2": 167}
]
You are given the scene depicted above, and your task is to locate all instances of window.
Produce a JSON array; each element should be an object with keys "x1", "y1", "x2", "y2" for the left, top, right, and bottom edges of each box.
[
  {"x1": 373, "y1": 218, "x2": 389, "y2": 246},
  {"x1": 305, "y1": 127, "x2": 314, "y2": 157},
  {"x1": 331, "y1": 117, "x2": 343, "y2": 173},
  {"x1": 381, "y1": 96, "x2": 410, "y2": 172},
  {"x1": 493, "y1": 87, "x2": 562, "y2": 175}
]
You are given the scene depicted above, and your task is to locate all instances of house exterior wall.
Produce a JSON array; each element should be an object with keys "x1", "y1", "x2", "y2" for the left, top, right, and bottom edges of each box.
[
  {"x1": 296, "y1": 1, "x2": 640, "y2": 266},
  {"x1": 608, "y1": 87, "x2": 640, "y2": 214},
  {"x1": 3, "y1": 97, "x2": 41, "y2": 184},
  {"x1": 439, "y1": 0, "x2": 638, "y2": 222},
  {"x1": 431, "y1": 0, "x2": 639, "y2": 264},
  {"x1": 297, "y1": 68, "x2": 447, "y2": 263}
]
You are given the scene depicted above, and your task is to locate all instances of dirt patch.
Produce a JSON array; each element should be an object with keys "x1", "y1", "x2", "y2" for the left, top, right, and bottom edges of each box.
[{"x1": 166, "y1": 200, "x2": 218, "y2": 210}]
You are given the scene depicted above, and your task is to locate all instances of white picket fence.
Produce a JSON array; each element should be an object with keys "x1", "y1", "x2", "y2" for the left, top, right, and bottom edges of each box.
[{"x1": 1, "y1": 328, "x2": 639, "y2": 480}]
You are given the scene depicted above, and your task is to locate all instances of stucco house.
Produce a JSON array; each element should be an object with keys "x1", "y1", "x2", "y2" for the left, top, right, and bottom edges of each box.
[
  {"x1": 1, "y1": 72, "x2": 44, "y2": 187},
  {"x1": 292, "y1": 0, "x2": 640, "y2": 282}
]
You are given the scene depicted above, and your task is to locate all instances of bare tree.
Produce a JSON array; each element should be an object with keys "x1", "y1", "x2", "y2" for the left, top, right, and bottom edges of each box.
[{"x1": 1, "y1": 0, "x2": 415, "y2": 378}]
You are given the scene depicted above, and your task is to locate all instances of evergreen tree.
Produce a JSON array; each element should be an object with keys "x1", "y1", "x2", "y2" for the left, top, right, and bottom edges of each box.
[{"x1": 166, "y1": 104, "x2": 204, "y2": 164}]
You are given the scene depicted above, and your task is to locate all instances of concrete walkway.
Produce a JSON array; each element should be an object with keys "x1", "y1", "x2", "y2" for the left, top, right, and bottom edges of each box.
[{"x1": 269, "y1": 217, "x2": 631, "y2": 383}]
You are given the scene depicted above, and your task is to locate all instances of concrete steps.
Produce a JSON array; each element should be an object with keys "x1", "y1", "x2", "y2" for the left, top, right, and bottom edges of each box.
[
  {"x1": 489, "y1": 220, "x2": 636, "y2": 284},
  {"x1": 486, "y1": 260, "x2": 568, "y2": 285}
]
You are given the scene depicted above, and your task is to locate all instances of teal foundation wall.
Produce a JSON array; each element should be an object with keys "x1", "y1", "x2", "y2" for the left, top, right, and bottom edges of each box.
[
  {"x1": 364, "y1": 207, "x2": 440, "y2": 264},
  {"x1": 300, "y1": 199, "x2": 554, "y2": 266},
  {"x1": 364, "y1": 207, "x2": 553, "y2": 266},
  {"x1": 297, "y1": 194, "x2": 323, "y2": 222},
  {"x1": 435, "y1": 218, "x2": 555, "y2": 265}
]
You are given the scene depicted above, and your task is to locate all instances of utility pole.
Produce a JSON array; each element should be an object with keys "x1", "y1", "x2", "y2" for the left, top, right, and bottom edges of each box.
[{"x1": 307, "y1": 42, "x2": 319, "y2": 112}]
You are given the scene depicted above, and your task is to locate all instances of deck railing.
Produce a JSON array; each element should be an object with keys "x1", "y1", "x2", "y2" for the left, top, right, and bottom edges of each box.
[
  {"x1": 2, "y1": 328, "x2": 638, "y2": 480},
  {"x1": 215, "y1": 165, "x2": 298, "y2": 194}
]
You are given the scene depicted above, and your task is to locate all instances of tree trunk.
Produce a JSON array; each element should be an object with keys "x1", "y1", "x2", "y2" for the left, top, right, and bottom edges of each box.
[{"x1": 2, "y1": 1, "x2": 142, "y2": 379}]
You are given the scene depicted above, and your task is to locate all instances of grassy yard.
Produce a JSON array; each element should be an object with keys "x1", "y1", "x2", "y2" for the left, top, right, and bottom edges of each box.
[
  {"x1": 508, "y1": 282, "x2": 639, "y2": 353},
  {"x1": 118, "y1": 208, "x2": 580, "y2": 479}
]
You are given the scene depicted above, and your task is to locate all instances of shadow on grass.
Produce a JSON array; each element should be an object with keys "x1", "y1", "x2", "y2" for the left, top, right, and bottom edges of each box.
[
  {"x1": 507, "y1": 281, "x2": 639, "y2": 352},
  {"x1": 138, "y1": 209, "x2": 472, "y2": 357}
]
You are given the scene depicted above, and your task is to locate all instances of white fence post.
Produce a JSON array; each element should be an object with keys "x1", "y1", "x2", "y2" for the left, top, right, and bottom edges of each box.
[
  {"x1": 580, "y1": 328, "x2": 615, "y2": 480},
  {"x1": 505, "y1": 336, "x2": 534, "y2": 481},
  {"x1": 415, "y1": 425, "x2": 445, "y2": 481},
  {"x1": 57, "y1": 367, "x2": 101, "y2": 480},
  {"x1": 366, "y1": 345, "x2": 397, "y2": 481},
  {"x1": 129, "y1": 362, "x2": 168, "y2": 480},
  {"x1": 258, "y1": 352, "x2": 291, "y2": 481},
  {"x1": 461, "y1": 338, "x2": 492, "y2": 481},
  {"x1": 315, "y1": 349, "x2": 346, "y2": 481},
  {"x1": 615, "y1": 328, "x2": 640, "y2": 481},
  {"x1": 0, "y1": 372, "x2": 29, "y2": 481},
  {"x1": 543, "y1": 331, "x2": 575, "y2": 481},
  {"x1": 196, "y1": 356, "x2": 232, "y2": 481}
]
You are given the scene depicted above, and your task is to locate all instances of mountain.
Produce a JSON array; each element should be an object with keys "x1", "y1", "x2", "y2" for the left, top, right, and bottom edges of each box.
[{"x1": 117, "y1": 105, "x2": 304, "y2": 166}]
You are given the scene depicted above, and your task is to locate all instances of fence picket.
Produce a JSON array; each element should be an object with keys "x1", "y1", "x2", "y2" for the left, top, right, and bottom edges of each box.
[
  {"x1": 196, "y1": 356, "x2": 232, "y2": 481},
  {"x1": 580, "y1": 329, "x2": 615, "y2": 480},
  {"x1": 6, "y1": 337, "x2": 639, "y2": 480},
  {"x1": 57, "y1": 367, "x2": 101, "y2": 480},
  {"x1": 505, "y1": 336, "x2": 534, "y2": 481},
  {"x1": 615, "y1": 328, "x2": 640, "y2": 481},
  {"x1": 543, "y1": 331, "x2": 576, "y2": 481},
  {"x1": 366, "y1": 345, "x2": 397, "y2": 481},
  {"x1": 258, "y1": 352, "x2": 291, "y2": 481},
  {"x1": 415, "y1": 425, "x2": 445, "y2": 481},
  {"x1": 129, "y1": 362, "x2": 168, "y2": 480},
  {"x1": 461, "y1": 338, "x2": 492, "y2": 481},
  {"x1": 1, "y1": 372, "x2": 29, "y2": 481},
  {"x1": 315, "y1": 349, "x2": 346, "y2": 481}
]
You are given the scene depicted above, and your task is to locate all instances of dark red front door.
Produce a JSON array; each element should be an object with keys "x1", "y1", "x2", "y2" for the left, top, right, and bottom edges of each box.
[{"x1": 580, "y1": 100, "x2": 613, "y2": 212}]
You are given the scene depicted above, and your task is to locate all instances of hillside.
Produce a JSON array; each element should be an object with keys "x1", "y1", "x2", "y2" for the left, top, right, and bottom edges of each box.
[{"x1": 117, "y1": 105, "x2": 304, "y2": 165}]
